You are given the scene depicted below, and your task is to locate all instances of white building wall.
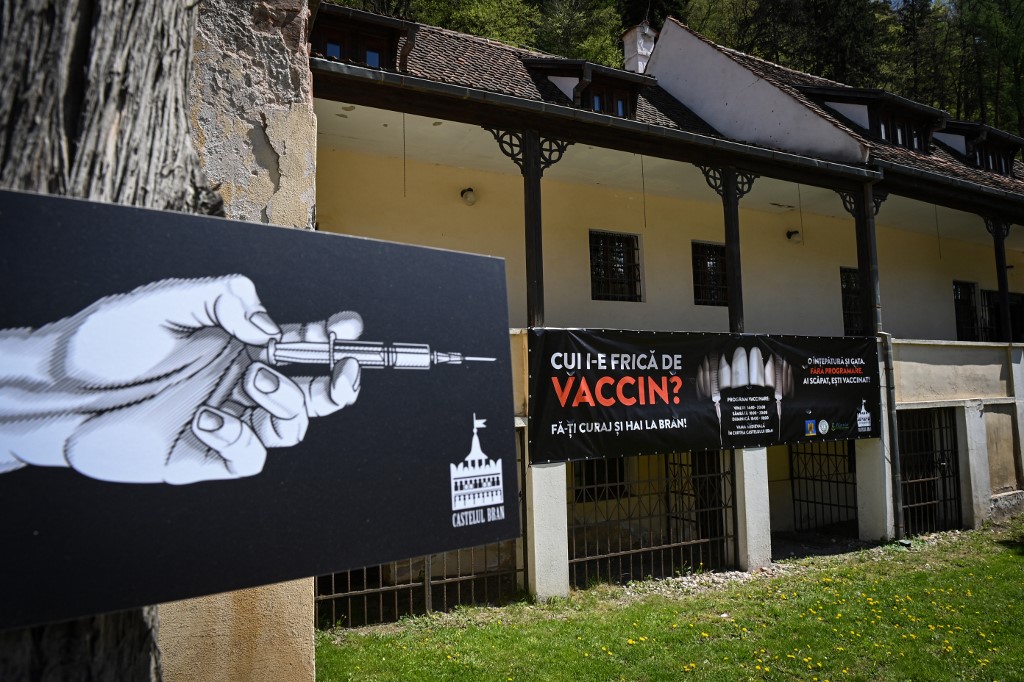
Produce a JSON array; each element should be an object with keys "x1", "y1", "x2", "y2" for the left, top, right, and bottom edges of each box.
[
  {"x1": 646, "y1": 21, "x2": 868, "y2": 164},
  {"x1": 317, "y1": 148, "x2": 1019, "y2": 341}
]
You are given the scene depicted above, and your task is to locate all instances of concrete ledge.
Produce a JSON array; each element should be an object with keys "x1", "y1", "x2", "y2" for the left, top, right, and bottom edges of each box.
[{"x1": 990, "y1": 490, "x2": 1024, "y2": 522}]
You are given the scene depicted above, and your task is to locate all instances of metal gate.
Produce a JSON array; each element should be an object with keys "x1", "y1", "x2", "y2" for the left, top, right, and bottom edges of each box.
[
  {"x1": 567, "y1": 451, "x2": 737, "y2": 587},
  {"x1": 315, "y1": 440, "x2": 527, "y2": 629},
  {"x1": 898, "y1": 407, "x2": 962, "y2": 536},
  {"x1": 315, "y1": 539, "x2": 523, "y2": 629},
  {"x1": 789, "y1": 440, "x2": 858, "y2": 534}
]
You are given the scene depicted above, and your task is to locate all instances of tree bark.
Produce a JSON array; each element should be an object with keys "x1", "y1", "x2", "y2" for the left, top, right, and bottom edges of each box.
[
  {"x1": 0, "y1": 0, "x2": 222, "y2": 679},
  {"x1": 0, "y1": 0, "x2": 221, "y2": 214}
]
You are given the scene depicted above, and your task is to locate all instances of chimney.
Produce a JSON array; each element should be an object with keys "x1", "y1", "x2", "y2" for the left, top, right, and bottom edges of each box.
[{"x1": 622, "y1": 21, "x2": 657, "y2": 74}]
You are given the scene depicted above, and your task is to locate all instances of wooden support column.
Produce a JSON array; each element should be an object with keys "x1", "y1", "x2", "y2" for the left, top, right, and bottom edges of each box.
[
  {"x1": 985, "y1": 217, "x2": 1013, "y2": 342},
  {"x1": 700, "y1": 166, "x2": 757, "y2": 333},
  {"x1": 839, "y1": 186, "x2": 887, "y2": 334},
  {"x1": 489, "y1": 129, "x2": 571, "y2": 328}
]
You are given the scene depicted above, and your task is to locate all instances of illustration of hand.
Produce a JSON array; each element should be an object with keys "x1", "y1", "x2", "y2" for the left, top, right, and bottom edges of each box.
[{"x1": 0, "y1": 275, "x2": 362, "y2": 484}]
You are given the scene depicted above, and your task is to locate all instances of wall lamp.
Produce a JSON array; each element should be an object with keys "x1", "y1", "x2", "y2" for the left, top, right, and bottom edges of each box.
[
  {"x1": 786, "y1": 229, "x2": 802, "y2": 243},
  {"x1": 460, "y1": 188, "x2": 477, "y2": 206}
]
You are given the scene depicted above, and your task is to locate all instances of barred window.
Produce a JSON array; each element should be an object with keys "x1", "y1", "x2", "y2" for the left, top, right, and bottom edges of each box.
[
  {"x1": 953, "y1": 280, "x2": 980, "y2": 341},
  {"x1": 980, "y1": 290, "x2": 1024, "y2": 342},
  {"x1": 692, "y1": 241, "x2": 728, "y2": 306},
  {"x1": 572, "y1": 458, "x2": 629, "y2": 502},
  {"x1": 589, "y1": 231, "x2": 642, "y2": 302},
  {"x1": 840, "y1": 267, "x2": 867, "y2": 336}
]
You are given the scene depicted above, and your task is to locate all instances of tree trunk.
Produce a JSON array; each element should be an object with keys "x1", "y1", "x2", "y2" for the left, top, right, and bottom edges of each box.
[
  {"x1": 0, "y1": 0, "x2": 222, "y2": 679},
  {"x1": 0, "y1": 0, "x2": 221, "y2": 214}
]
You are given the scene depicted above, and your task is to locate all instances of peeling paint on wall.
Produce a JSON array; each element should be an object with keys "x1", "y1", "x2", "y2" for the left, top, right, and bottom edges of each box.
[{"x1": 189, "y1": 0, "x2": 316, "y2": 229}]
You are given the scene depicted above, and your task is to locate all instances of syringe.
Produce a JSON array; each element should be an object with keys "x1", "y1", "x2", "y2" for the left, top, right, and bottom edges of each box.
[{"x1": 263, "y1": 335, "x2": 495, "y2": 370}]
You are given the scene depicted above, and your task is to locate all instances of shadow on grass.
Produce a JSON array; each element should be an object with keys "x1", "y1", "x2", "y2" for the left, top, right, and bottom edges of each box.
[
  {"x1": 771, "y1": 521, "x2": 883, "y2": 561},
  {"x1": 993, "y1": 514, "x2": 1024, "y2": 556},
  {"x1": 996, "y1": 533, "x2": 1024, "y2": 556}
]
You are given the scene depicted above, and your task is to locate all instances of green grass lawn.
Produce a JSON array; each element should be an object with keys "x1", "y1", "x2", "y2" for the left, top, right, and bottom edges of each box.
[{"x1": 317, "y1": 515, "x2": 1024, "y2": 681}]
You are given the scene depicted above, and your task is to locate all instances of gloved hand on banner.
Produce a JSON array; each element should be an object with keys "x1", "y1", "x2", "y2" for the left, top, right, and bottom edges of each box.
[{"x1": 0, "y1": 275, "x2": 362, "y2": 484}]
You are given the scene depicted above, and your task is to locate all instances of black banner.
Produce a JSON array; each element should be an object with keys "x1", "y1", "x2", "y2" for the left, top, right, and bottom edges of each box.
[
  {"x1": 529, "y1": 328, "x2": 880, "y2": 462},
  {"x1": 0, "y1": 190, "x2": 518, "y2": 629}
]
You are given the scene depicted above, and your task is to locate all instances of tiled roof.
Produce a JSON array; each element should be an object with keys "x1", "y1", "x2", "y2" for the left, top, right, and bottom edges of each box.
[
  {"x1": 874, "y1": 141, "x2": 1024, "y2": 195},
  {"x1": 313, "y1": 15, "x2": 721, "y2": 138},
  {"x1": 312, "y1": 6, "x2": 1023, "y2": 200},
  {"x1": 402, "y1": 25, "x2": 554, "y2": 101},
  {"x1": 662, "y1": 17, "x2": 1024, "y2": 198}
]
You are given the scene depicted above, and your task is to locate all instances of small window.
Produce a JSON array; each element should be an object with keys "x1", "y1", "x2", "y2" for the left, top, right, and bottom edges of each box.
[
  {"x1": 325, "y1": 41, "x2": 342, "y2": 59},
  {"x1": 583, "y1": 83, "x2": 633, "y2": 118},
  {"x1": 365, "y1": 49, "x2": 381, "y2": 68},
  {"x1": 573, "y1": 458, "x2": 629, "y2": 502},
  {"x1": 590, "y1": 230, "x2": 642, "y2": 302},
  {"x1": 840, "y1": 267, "x2": 866, "y2": 336},
  {"x1": 692, "y1": 241, "x2": 728, "y2": 306},
  {"x1": 953, "y1": 280, "x2": 980, "y2": 341}
]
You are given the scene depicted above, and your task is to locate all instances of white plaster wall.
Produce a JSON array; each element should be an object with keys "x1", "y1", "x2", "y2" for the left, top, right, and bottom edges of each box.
[
  {"x1": 527, "y1": 462, "x2": 570, "y2": 599},
  {"x1": 856, "y1": 438, "x2": 894, "y2": 541},
  {"x1": 549, "y1": 76, "x2": 579, "y2": 101},
  {"x1": 955, "y1": 402, "x2": 993, "y2": 528},
  {"x1": 317, "y1": 150, "x2": 528, "y2": 326},
  {"x1": 735, "y1": 447, "x2": 772, "y2": 570},
  {"x1": 893, "y1": 341, "x2": 1010, "y2": 403},
  {"x1": 316, "y1": 148, "x2": 1018, "y2": 341},
  {"x1": 646, "y1": 21, "x2": 867, "y2": 163}
]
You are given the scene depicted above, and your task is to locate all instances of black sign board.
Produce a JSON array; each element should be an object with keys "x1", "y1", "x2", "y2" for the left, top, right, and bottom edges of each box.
[
  {"x1": 529, "y1": 328, "x2": 880, "y2": 462},
  {"x1": 0, "y1": 190, "x2": 518, "y2": 629}
]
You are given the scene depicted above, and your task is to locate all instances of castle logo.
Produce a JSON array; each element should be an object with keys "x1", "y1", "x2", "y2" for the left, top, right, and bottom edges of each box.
[
  {"x1": 450, "y1": 415, "x2": 506, "y2": 528},
  {"x1": 857, "y1": 399, "x2": 872, "y2": 433}
]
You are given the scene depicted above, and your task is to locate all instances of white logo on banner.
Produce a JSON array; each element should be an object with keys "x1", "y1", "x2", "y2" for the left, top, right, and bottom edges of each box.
[
  {"x1": 450, "y1": 415, "x2": 505, "y2": 527},
  {"x1": 857, "y1": 400, "x2": 872, "y2": 433}
]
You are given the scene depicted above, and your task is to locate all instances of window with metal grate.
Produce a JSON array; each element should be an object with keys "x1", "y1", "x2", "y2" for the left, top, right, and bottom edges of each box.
[
  {"x1": 840, "y1": 267, "x2": 866, "y2": 336},
  {"x1": 590, "y1": 230, "x2": 642, "y2": 302},
  {"x1": 692, "y1": 241, "x2": 728, "y2": 307}
]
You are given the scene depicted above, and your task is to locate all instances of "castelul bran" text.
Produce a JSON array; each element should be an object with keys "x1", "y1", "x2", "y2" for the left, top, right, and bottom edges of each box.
[{"x1": 452, "y1": 505, "x2": 505, "y2": 528}]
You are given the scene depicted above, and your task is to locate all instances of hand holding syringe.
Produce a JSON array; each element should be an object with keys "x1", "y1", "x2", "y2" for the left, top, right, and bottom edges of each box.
[
  {"x1": 262, "y1": 335, "x2": 496, "y2": 370},
  {"x1": 0, "y1": 275, "x2": 497, "y2": 486}
]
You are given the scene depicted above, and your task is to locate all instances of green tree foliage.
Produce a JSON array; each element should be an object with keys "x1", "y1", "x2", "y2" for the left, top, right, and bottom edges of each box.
[
  {"x1": 413, "y1": 0, "x2": 540, "y2": 46},
  {"x1": 729, "y1": 0, "x2": 887, "y2": 86},
  {"x1": 344, "y1": 0, "x2": 1024, "y2": 134},
  {"x1": 535, "y1": 0, "x2": 624, "y2": 65}
]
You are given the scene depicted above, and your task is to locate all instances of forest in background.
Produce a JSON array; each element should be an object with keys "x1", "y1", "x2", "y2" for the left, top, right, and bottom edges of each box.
[{"x1": 341, "y1": 0, "x2": 1024, "y2": 136}]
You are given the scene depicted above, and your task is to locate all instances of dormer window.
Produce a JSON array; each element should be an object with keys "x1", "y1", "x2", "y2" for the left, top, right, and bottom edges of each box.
[
  {"x1": 935, "y1": 121, "x2": 1021, "y2": 177},
  {"x1": 523, "y1": 58, "x2": 652, "y2": 121},
  {"x1": 877, "y1": 113, "x2": 925, "y2": 151},
  {"x1": 974, "y1": 147, "x2": 1015, "y2": 176},
  {"x1": 803, "y1": 86, "x2": 945, "y2": 155},
  {"x1": 586, "y1": 81, "x2": 634, "y2": 118},
  {"x1": 311, "y1": 5, "x2": 407, "y2": 70}
]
